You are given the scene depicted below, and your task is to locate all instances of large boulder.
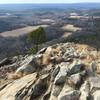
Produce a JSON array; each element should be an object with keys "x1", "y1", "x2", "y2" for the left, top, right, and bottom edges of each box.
[
  {"x1": 15, "y1": 54, "x2": 42, "y2": 76},
  {"x1": 0, "y1": 73, "x2": 37, "y2": 100}
]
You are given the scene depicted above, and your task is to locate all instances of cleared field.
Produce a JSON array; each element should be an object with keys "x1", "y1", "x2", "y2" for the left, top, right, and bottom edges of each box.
[
  {"x1": 62, "y1": 24, "x2": 82, "y2": 32},
  {"x1": 0, "y1": 25, "x2": 49, "y2": 37}
]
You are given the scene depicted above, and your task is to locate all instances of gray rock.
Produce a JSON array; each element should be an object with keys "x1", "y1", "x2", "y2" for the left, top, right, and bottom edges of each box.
[
  {"x1": 51, "y1": 85, "x2": 63, "y2": 97},
  {"x1": 68, "y1": 71, "x2": 86, "y2": 88},
  {"x1": 80, "y1": 81, "x2": 90, "y2": 100},
  {"x1": 95, "y1": 62, "x2": 100, "y2": 74},
  {"x1": 0, "y1": 73, "x2": 37, "y2": 100},
  {"x1": 58, "y1": 84, "x2": 80, "y2": 100},
  {"x1": 51, "y1": 66, "x2": 60, "y2": 82},
  {"x1": 37, "y1": 47, "x2": 47, "y2": 54},
  {"x1": 69, "y1": 60, "x2": 85, "y2": 75},
  {"x1": 15, "y1": 54, "x2": 42, "y2": 75},
  {"x1": 91, "y1": 62, "x2": 97, "y2": 73},
  {"x1": 62, "y1": 43, "x2": 79, "y2": 60},
  {"x1": 93, "y1": 90, "x2": 100, "y2": 100},
  {"x1": 42, "y1": 84, "x2": 52, "y2": 100},
  {"x1": 87, "y1": 62, "x2": 97, "y2": 76},
  {"x1": 68, "y1": 72, "x2": 82, "y2": 87},
  {"x1": 89, "y1": 76, "x2": 100, "y2": 91},
  {"x1": 0, "y1": 58, "x2": 12, "y2": 67},
  {"x1": 16, "y1": 63, "x2": 35, "y2": 74},
  {"x1": 54, "y1": 62, "x2": 69, "y2": 85},
  {"x1": 29, "y1": 74, "x2": 49, "y2": 99}
]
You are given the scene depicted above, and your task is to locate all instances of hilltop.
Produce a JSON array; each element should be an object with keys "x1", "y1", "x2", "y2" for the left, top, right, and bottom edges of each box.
[{"x1": 0, "y1": 42, "x2": 100, "y2": 100}]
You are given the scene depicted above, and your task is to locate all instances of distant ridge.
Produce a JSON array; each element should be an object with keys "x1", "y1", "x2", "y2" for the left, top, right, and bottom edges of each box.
[{"x1": 0, "y1": 3, "x2": 100, "y2": 11}]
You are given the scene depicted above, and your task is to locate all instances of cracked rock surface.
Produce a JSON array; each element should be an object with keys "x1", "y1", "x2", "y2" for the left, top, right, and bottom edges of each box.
[{"x1": 0, "y1": 42, "x2": 100, "y2": 100}]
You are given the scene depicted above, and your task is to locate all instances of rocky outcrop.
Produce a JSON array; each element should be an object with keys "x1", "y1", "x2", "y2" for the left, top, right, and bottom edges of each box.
[
  {"x1": 0, "y1": 42, "x2": 100, "y2": 100},
  {"x1": 0, "y1": 73, "x2": 37, "y2": 100}
]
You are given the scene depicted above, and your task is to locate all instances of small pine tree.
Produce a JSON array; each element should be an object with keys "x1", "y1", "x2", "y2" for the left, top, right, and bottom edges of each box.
[{"x1": 27, "y1": 27, "x2": 47, "y2": 54}]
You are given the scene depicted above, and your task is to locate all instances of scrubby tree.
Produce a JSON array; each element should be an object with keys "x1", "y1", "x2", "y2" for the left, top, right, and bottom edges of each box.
[{"x1": 27, "y1": 27, "x2": 47, "y2": 54}]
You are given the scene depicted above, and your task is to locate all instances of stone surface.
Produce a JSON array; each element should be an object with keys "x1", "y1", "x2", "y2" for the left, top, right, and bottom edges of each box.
[
  {"x1": 15, "y1": 54, "x2": 42, "y2": 75},
  {"x1": 0, "y1": 73, "x2": 37, "y2": 100},
  {"x1": 68, "y1": 72, "x2": 82, "y2": 87},
  {"x1": 54, "y1": 62, "x2": 69, "y2": 85},
  {"x1": 58, "y1": 84, "x2": 80, "y2": 100},
  {"x1": 93, "y1": 90, "x2": 100, "y2": 100},
  {"x1": 51, "y1": 66, "x2": 60, "y2": 82},
  {"x1": 89, "y1": 76, "x2": 100, "y2": 91},
  {"x1": 80, "y1": 81, "x2": 90, "y2": 100},
  {"x1": 69, "y1": 60, "x2": 85, "y2": 75},
  {"x1": 0, "y1": 42, "x2": 100, "y2": 100},
  {"x1": 29, "y1": 74, "x2": 49, "y2": 99},
  {"x1": 50, "y1": 85, "x2": 63, "y2": 99}
]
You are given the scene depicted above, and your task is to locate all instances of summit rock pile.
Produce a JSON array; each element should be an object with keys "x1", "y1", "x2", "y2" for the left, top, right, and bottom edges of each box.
[{"x1": 0, "y1": 42, "x2": 100, "y2": 100}]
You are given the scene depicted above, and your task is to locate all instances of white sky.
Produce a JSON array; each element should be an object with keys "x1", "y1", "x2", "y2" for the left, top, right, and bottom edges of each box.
[{"x1": 0, "y1": 0, "x2": 100, "y2": 4}]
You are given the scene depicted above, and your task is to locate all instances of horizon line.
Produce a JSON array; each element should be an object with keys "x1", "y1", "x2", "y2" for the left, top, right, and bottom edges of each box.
[{"x1": 0, "y1": 2, "x2": 100, "y2": 4}]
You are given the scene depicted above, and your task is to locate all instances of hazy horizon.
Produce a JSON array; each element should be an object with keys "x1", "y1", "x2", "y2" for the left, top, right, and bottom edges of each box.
[
  {"x1": 0, "y1": 2, "x2": 100, "y2": 4},
  {"x1": 0, "y1": 0, "x2": 100, "y2": 4}
]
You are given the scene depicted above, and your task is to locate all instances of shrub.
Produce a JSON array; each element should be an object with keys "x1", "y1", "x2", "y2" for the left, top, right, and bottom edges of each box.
[{"x1": 27, "y1": 27, "x2": 47, "y2": 54}]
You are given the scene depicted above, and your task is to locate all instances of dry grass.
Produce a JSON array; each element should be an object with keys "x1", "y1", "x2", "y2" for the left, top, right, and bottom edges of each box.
[
  {"x1": 0, "y1": 25, "x2": 49, "y2": 37},
  {"x1": 62, "y1": 24, "x2": 82, "y2": 32},
  {"x1": 75, "y1": 44, "x2": 100, "y2": 65}
]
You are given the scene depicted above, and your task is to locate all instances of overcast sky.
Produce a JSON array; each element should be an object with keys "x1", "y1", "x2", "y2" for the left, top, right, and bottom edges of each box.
[{"x1": 0, "y1": 0, "x2": 100, "y2": 4}]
